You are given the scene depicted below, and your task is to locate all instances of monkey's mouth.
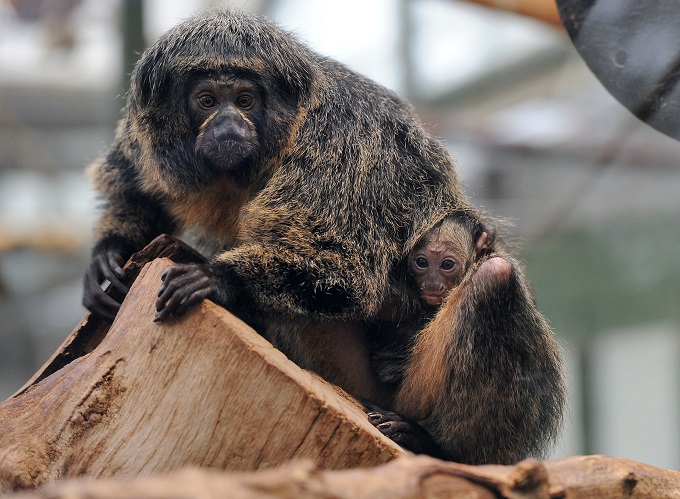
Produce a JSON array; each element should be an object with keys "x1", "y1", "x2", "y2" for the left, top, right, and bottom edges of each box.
[
  {"x1": 422, "y1": 291, "x2": 445, "y2": 306},
  {"x1": 195, "y1": 133, "x2": 256, "y2": 171}
]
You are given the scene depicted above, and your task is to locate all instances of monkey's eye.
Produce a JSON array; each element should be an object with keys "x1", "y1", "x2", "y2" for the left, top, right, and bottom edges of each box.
[
  {"x1": 235, "y1": 94, "x2": 254, "y2": 109},
  {"x1": 440, "y1": 259, "x2": 457, "y2": 271},
  {"x1": 197, "y1": 94, "x2": 218, "y2": 109},
  {"x1": 415, "y1": 257, "x2": 429, "y2": 269}
]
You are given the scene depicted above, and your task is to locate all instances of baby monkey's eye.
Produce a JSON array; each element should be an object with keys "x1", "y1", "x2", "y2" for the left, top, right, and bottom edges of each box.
[
  {"x1": 415, "y1": 257, "x2": 429, "y2": 269},
  {"x1": 440, "y1": 259, "x2": 457, "y2": 271}
]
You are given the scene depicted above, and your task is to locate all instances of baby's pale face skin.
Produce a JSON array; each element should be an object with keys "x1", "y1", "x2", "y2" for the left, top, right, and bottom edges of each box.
[{"x1": 408, "y1": 238, "x2": 466, "y2": 306}]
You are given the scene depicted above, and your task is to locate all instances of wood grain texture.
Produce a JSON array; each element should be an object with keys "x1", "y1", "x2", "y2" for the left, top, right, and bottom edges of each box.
[
  {"x1": 9, "y1": 454, "x2": 680, "y2": 498},
  {"x1": 12, "y1": 235, "x2": 206, "y2": 397},
  {"x1": 0, "y1": 257, "x2": 403, "y2": 493}
]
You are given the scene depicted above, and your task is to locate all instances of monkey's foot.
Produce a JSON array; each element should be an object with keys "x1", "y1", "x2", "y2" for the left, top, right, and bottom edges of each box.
[{"x1": 363, "y1": 404, "x2": 445, "y2": 459}]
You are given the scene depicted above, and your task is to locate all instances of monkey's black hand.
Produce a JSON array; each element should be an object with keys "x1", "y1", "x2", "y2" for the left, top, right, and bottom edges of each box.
[
  {"x1": 83, "y1": 250, "x2": 129, "y2": 321},
  {"x1": 154, "y1": 263, "x2": 217, "y2": 322},
  {"x1": 363, "y1": 402, "x2": 446, "y2": 459}
]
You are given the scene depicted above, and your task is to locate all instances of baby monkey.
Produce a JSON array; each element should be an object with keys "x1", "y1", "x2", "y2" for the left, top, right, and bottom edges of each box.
[
  {"x1": 369, "y1": 214, "x2": 491, "y2": 390},
  {"x1": 365, "y1": 214, "x2": 493, "y2": 455},
  {"x1": 295, "y1": 214, "x2": 490, "y2": 409},
  {"x1": 408, "y1": 215, "x2": 490, "y2": 309}
]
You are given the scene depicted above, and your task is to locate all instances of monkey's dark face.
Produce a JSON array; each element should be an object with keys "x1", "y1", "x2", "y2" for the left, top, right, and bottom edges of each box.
[
  {"x1": 408, "y1": 237, "x2": 468, "y2": 306},
  {"x1": 188, "y1": 74, "x2": 264, "y2": 176}
]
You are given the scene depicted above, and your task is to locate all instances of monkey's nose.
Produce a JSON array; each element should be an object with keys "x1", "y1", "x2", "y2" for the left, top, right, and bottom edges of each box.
[{"x1": 212, "y1": 125, "x2": 249, "y2": 143}]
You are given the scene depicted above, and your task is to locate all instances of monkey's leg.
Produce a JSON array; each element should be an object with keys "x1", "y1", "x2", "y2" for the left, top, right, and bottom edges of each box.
[{"x1": 289, "y1": 322, "x2": 395, "y2": 407}]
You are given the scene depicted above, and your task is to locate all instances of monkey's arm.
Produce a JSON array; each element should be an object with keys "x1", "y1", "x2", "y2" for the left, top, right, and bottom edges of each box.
[
  {"x1": 390, "y1": 256, "x2": 565, "y2": 464},
  {"x1": 153, "y1": 177, "x2": 453, "y2": 324},
  {"x1": 84, "y1": 154, "x2": 178, "y2": 320},
  {"x1": 155, "y1": 235, "x2": 391, "y2": 323}
]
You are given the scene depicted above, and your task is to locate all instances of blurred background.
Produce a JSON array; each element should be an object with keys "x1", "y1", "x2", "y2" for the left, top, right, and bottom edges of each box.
[{"x1": 1, "y1": 0, "x2": 679, "y2": 468}]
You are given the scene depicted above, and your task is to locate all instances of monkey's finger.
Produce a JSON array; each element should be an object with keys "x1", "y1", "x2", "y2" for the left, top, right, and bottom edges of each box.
[
  {"x1": 160, "y1": 263, "x2": 198, "y2": 283},
  {"x1": 83, "y1": 275, "x2": 121, "y2": 321},
  {"x1": 168, "y1": 277, "x2": 212, "y2": 311},
  {"x1": 172, "y1": 287, "x2": 213, "y2": 317},
  {"x1": 156, "y1": 268, "x2": 193, "y2": 303},
  {"x1": 377, "y1": 421, "x2": 412, "y2": 435},
  {"x1": 84, "y1": 267, "x2": 118, "y2": 303},
  {"x1": 373, "y1": 424, "x2": 422, "y2": 453},
  {"x1": 97, "y1": 254, "x2": 129, "y2": 295},
  {"x1": 155, "y1": 275, "x2": 212, "y2": 321},
  {"x1": 156, "y1": 271, "x2": 208, "y2": 310},
  {"x1": 153, "y1": 306, "x2": 173, "y2": 323},
  {"x1": 156, "y1": 264, "x2": 201, "y2": 298},
  {"x1": 367, "y1": 406, "x2": 401, "y2": 418},
  {"x1": 94, "y1": 294, "x2": 123, "y2": 321},
  {"x1": 107, "y1": 251, "x2": 126, "y2": 280},
  {"x1": 159, "y1": 265, "x2": 178, "y2": 285},
  {"x1": 154, "y1": 289, "x2": 200, "y2": 322},
  {"x1": 367, "y1": 412, "x2": 389, "y2": 425}
]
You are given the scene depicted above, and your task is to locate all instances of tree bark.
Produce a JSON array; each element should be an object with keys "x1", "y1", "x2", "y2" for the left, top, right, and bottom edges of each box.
[
  {"x1": 9, "y1": 454, "x2": 680, "y2": 498},
  {"x1": 0, "y1": 238, "x2": 402, "y2": 493}
]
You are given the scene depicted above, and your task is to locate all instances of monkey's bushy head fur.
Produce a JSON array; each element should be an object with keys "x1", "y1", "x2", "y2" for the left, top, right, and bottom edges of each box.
[
  {"x1": 132, "y1": 11, "x2": 314, "y2": 109},
  {"x1": 120, "y1": 11, "x2": 314, "y2": 195},
  {"x1": 119, "y1": 10, "x2": 468, "y2": 228}
]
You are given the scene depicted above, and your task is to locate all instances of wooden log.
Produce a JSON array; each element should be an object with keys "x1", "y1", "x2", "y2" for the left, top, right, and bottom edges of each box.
[
  {"x1": 0, "y1": 254, "x2": 403, "y2": 493},
  {"x1": 543, "y1": 455, "x2": 680, "y2": 498},
  {"x1": 8, "y1": 454, "x2": 680, "y2": 498},
  {"x1": 13, "y1": 235, "x2": 206, "y2": 397}
]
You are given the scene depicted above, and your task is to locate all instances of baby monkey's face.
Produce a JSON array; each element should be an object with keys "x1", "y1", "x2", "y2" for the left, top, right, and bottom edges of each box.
[{"x1": 408, "y1": 236, "x2": 469, "y2": 306}]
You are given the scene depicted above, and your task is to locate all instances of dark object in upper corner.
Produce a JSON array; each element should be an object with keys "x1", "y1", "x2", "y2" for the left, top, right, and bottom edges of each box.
[{"x1": 558, "y1": 0, "x2": 680, "y2": 141}]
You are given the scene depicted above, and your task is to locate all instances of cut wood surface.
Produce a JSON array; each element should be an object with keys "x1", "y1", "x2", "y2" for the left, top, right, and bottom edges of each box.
[
  {"x1": 8, "y1": 454, "x2": 680, "y2": 499},
  {"x1": 12, "y1": 235, "x2": 207, "y2": 397},
  {"x1": 0, "y1": 254, "x2": 403, "y2": 493}
]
